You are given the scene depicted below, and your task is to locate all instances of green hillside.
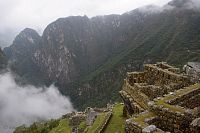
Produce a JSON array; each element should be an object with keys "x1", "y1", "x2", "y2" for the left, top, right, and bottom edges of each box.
[
  {"x1": 14, "y1": 118, "x2": 71, "y2": 133},
  {"x1": 14, "y1": 103, "x2": 127, "y2": 133}
]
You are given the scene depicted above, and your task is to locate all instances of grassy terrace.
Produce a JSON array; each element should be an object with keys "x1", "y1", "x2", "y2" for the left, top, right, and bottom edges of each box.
[
  {"x1": 104, "y1": 103, "x2": 127, "y2": 133},
  {"x1": 88, "y1": 112, "x2": 108, "y2": 133},
  {"x1": 125, "y1": 84, "x2": 200, "y2": 132},
  {"x1": 14, "y1": 118, "x2": 71, "y2": 133},
  {"x1": 88, "y1": 103, "x2": 127, "y2": 133},
  {"x1": 79, "y1": 121, "x2": 87, "y2": 130},
  {"x1": 50, "y1": 118, "x2": 71, "y2": 133},
  {"x1": 154, "y1": 83, "x2": 200, "y2": 113},
  {"x1": 131, "y1": 111, "x2": 156, "y2": 128}
]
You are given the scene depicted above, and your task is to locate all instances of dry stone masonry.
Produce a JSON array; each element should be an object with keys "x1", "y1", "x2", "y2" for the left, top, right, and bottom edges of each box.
[
  {"x1": 67, "y1": 104, "x2": 113, "y2": 133},
  {"x1": 120, "y1": 62, "x2": 200, "y2": 133}
]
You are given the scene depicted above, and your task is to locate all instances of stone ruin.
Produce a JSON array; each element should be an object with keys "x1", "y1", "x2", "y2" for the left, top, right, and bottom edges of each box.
[
  {"x1": 183, "y1": 62, "x2": 200, "y2": 83},
  {"x1": 120, "y1": 62, "x2": 200, "y2": 133},
  {"x1": 66, "y1": 104, "x2": 113, "y2": 133}
]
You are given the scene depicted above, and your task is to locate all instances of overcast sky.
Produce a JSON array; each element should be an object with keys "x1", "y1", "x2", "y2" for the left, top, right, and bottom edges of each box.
[{"x1": 0, "y1": 0, "x2": 171, "y2": 46}]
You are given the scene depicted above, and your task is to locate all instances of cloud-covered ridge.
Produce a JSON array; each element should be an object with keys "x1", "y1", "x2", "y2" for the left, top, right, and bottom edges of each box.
[
  {"x1": 0, "y1": 72, "x2": 74, "y2": 133},
  {"x1": 167, "y1": 0, "x2": 200, "y2": 10}
]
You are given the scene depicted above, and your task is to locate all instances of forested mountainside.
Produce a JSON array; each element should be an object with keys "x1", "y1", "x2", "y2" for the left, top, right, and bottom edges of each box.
[{"x1": 4, "y1": 0, "x2": 200, "y2": 109}]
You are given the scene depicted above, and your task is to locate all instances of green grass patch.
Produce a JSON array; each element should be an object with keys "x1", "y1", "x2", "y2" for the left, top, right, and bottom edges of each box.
[
  {"x1": 104, "y1": 103, "x2": 127, "y2": 133},
  {"x1": 88, "y1": 113, "x2": 107, "y2": 133},
  {"x1": 79, "y1": 121, "x2": 87, "y2": 129},
  {"x1": 49, "y1": 118, "x2": 71, "y2": 133},
  {"x1": 132, "y1": 112, "x2": 156, "y2": 128},
  {"x1": 155, "y1": 83, "x2": 200, "y2": 113}
]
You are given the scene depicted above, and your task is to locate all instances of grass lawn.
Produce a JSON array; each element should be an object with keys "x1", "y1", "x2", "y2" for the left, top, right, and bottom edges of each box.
[
  {"x1": 50, "y1": 118, "x2": 71, "y2": 133},
  {"x1": 79, "y1": 121, "x2": 87, "y2": 130},
  {"x1": 104, "y1": 103, "x2": 127, "y2": 133},
  {"x1": 88, "y1": 112, "x2": 107, "y2": 133}
]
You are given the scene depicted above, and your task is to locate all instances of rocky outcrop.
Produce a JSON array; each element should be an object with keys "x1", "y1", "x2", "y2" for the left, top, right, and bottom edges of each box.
[
  {"x1": 184, "y1": 62, "x2": 200, "y2": 83},
  {"x1": 190, "y1": 118, "x2": 200, "y2": 133}
]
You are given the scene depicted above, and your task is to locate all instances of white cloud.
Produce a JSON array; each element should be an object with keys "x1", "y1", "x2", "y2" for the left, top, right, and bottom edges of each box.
[
  {"x1": 0, "y1": 0, "x2": 171, "y2": 35},
  {"x1": 0, "y1": 72, "x2": 74, "y2": 133},
  {"x1": 185, "y1": 0, "x2": 200, "y2": 10}
]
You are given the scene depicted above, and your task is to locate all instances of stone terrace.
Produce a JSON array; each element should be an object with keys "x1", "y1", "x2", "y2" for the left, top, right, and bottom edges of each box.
[{"x1": 120, "y1": 62, "x2": 200, "y2": 133}]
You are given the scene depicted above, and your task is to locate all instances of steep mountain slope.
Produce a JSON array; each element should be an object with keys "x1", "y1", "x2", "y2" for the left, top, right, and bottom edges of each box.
[
  {"x1": 33, "y1": 13, "x2": 151, "y2": 84},
  {"x1": 63, "y1": 5, "x2": 200, "y2": 109},
  {"x1": 34, "y1": 15, "x2": 122, "y2": 84},
  {"x1": 0, "y1": 48, "x2": 7, "y2": 69},
  {"x1": 4, "y1": 28, "x2": 46, "y2": 85},
  {"x1": 4, "y1": 0, "x2": 200, "y2": 109}
]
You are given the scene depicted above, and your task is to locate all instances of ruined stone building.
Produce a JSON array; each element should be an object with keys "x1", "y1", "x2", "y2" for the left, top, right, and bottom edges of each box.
[{"x1": 120, "y1": 62, "x2": 200, "y2": 133}]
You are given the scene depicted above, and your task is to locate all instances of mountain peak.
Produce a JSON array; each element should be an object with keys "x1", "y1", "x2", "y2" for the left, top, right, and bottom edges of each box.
[
  {"x1": 168, "y1": 0, "x2": 188, "y2": 7},
  {"x1": 19, "y1": 28, "x2": 39, "y2": 37},
  {"x1": 137, "y1": 5, "x2": 162, "y2": 14},
  {"x1": 167, "y1": 0, "x2": 200, "y2": 9},
  {"x1": 13, "y1": 28, "x2": 41, "y2": 45}
]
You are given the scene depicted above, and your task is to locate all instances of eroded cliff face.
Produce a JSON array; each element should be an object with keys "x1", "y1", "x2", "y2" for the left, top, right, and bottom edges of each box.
[
  {"x1": 34, "y1": 16, "x2": 97, "y2": 83},
  {"x1": 32, "y1": 15, "x2": 131, "y2": 84},
  {"x1": 34, "y1": 18, "x2": 79, "y2": 83}
]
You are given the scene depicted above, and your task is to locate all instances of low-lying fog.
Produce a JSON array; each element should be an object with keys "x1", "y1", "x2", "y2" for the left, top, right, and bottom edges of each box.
[{"x1": 0, "y1": 72, "x2": 74, "y2": 133}]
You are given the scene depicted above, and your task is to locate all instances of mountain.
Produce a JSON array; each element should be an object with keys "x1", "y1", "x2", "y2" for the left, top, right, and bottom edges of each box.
[
  {"x1": 168, "y1": 0, "x2": 188, "y2": 7},
  {"x1": 34, "y1": 15, "x2": 121, "y2": 84},
  {"x1": 4, "y1": 28, "x2": 47, "y2": 85},
  {"x1": 0, "y1": 48, "x2": 7, "y2": 69},
  {"x1": 4, "y1": 0, "x2": 200, "y2": 109}
]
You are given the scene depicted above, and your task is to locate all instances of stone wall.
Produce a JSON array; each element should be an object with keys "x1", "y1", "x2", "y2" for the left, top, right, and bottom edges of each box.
[
  {"x1": 179, "y1": 94, "x2": 200, "y2": 109},
  {"x1": 127, "y1": 72, "x2": 146, "y2": 85},
  {"x1": 156, "y1": 62, "x2": 175, "y2": 69},
  {"x1": 190, "y1": 118, "x2": 200, "y2": 133},
  {"x1": 144, "y1": 64, "x2": 189, "y2": 86},
  {"x1": 149, "y1": 101, "x2": 194, "y2": 132},
  {"x1": 121, "y1": 80, "x2": 149, "y2": 110},
  {"x1": 147, "y1": 84, "x2": 200, "y2": 132},
  {"x1": 69, "y1": 113, "x2": 86, "y2": 126},
  {"x1": 169, "y1": 88, "x2": 200, "y2": 109},
  {"x1": 123, "y1": 62, "x2": 191, "y2": 103},
  {"x1": 120, "y1": 62, "x2": 200, "y2": 133},
  {"x1": 184, "y1": 62, "x2": 200, "y2": 83},
  {"x1": 125, "y1": 111, "x2": 165, "y2": 133},
  {"x1": 125, "y1": 118, "x2": 143, "y2": 133},
  {"x1": 120, "y1": 90, "x2": 144, "y2": 115},
  {"x1": 86, "y1": 108, "x2": 99, "y2": 126}
]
